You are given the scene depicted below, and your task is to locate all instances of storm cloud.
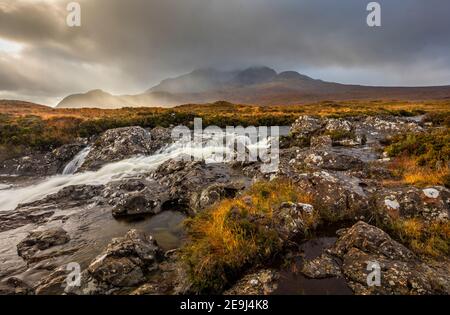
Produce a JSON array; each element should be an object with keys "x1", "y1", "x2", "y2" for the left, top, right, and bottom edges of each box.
[{"x1": 1, "y1": 0, "x2": 450, "y2": 105}]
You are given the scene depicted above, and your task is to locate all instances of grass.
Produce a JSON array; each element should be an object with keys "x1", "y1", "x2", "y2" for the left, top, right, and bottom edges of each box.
[
  {"x1": 181, "y1": 179, "x2": 317, "y2": 293},
  {"x1": 385, "y1": 126, "x2": 450, "y2": 188},
  {"x1": 386, "y1": 218, "x2": 450, "y2": 258},
  {"x1": 387, "y1": 156, "x2": 449, "y2": 187},
  {"x1": 1, "y1": 99, "x2": 449, "y2": 161}
]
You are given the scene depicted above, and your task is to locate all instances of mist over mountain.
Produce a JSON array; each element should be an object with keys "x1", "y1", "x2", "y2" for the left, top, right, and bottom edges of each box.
[{"x1": 57, "y1": 67, "x2": 450, "y2": 109}]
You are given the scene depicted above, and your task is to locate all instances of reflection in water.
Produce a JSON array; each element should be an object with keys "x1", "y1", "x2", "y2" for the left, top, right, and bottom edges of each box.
[{"x1": 274, "y1": 237, "x2": 353, "y2": 295}]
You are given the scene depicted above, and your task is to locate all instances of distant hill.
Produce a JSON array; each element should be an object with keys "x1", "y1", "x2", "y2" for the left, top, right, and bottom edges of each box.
[{"x1": 56, "y1": 66, "x2": 450, "y2": 108}]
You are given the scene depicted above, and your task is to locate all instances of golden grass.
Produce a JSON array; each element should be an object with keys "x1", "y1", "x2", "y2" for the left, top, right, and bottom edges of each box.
[
  {"x1": 181, "y1": 179, "x2": 316, "y2": 293},
  {"x1": 387, "y1": 156, "x2": 449, "y2": 187},
  {"x1": 389, "y1": 218, "x2": 450, "y2": 257}
]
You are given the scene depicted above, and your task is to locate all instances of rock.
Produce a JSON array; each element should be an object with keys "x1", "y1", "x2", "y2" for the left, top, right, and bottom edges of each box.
[
  {"x1": 274, "y1": 202, "x2": 316, "y2": 240},
  {"x1": 310, "y1": 135, "x2": 332, "y2": 149},
  {"x1": 376, "y1": 186, "x2": 449, "y2": 223},
  {"x1": 80, "y1": 126, "x2": 169, "y2": 171},
  {"x1": 295, "y1": 171, "x2": 371, "y2": 221},
  {"x1": 0, "y1": 277, "x2": 34, "y2": 295},
  {"x1": 328, "y1": 222, "x2": 450, "y2": 295},
  {"x1": 17, "y1": 228, "x2": 70, "y2": 263},
  {"x1": 325, "y1": 118, "x2": 353, "y2": 133},
  {"x1": 301, "y1": 254, "x2": 341, "y2": 279},
  {"x1": 18, "y1": 185, "x2": 104, "y2": 210},
  {"x1": 224, "y1": 269, "x2": 279, "y2": 295},
  {"x1": 111, "y1": 188, "x2": 162, "y2": 218},
  {"x1": 34, "y1": 267, "x2": 70, "y2": 295},
  {"x1": 87, "y1": 230, "x2": 163, "y2": 288},
  {"x1": 0, "y1": 143, "x2": 86, "y2": 177},
  {"x1": 0, "y1": 208, "x2": 54, "y2": 232},
  {"x1": 191, "y1": 182, "x2": 244, "y2": 210},
  {"x1": 151, "y1": 159, "x2": 247, "y2": 215},
  {"x1": 290, "y1": 116, "x2": 323, "y2": 139}
]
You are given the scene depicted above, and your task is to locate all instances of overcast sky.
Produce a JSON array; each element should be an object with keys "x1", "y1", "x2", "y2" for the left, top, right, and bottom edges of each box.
[{"x1": 1, "y1": 0, "x2": 450, "y2": 106}]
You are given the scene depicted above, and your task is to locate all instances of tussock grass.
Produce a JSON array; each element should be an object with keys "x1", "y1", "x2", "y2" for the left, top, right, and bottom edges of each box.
[
  {"x1": 387, "y1": 218, "x2": 450, "y2": 257},
  {"x1": 181, "y1": 179, "x2": 316, "y2": 293},
  {"x1": 386, "y1": 126, "x2": 450, "y2": 188}
]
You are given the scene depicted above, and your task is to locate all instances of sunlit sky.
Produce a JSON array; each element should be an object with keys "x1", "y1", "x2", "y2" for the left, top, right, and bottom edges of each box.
[{"x1": 1, "y1": 0, "x2": 450, "y2": 106}]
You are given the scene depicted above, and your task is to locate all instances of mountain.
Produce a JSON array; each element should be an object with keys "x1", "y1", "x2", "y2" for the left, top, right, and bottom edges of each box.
[{"x1": 57, "y1": 66, "x2": 450, "y2": 108}]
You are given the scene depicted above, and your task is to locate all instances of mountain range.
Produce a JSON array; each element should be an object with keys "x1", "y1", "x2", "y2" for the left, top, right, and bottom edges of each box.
[{"x1": 57, "y1": 66, "x2": 450, "y2": 108}]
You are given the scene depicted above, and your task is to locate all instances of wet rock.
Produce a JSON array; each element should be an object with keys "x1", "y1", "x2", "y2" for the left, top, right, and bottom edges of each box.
[
  {"x1": 325, "y1": 118, "x2": 353, "y2": 133},
  {"x1": 191, "y1": 182, "x2": 244, "y2": 210},
  {"x1": 301, "y1": 254, "x2": 341, "y2": 279},
  {"x1": 80, "y1": 126, "x2": 169, "y2": 171},
  {"x1": 111, "y1": 188, "x2": 162, "y2": 218},
  {"x1": 34, "y1": 267, "x2": 70, "y2": 295},
  {"x1": 0, "y1": 277, "x2": 34, "y2": 295},
  {"x1": 328, "y1": 222, "x2": 450, "y2": 295},
  {"x1": 87, "y1": 229, "x2": 163, "y2": 288},
  {"x1": 17, "y1": 228, "x2": 70, "y2": 263},
  {"x1": 224, "y1": 269, "x2": 279, "y2": 295},
  {"x1": 152, "y1": 159, "x2": 247, "y2": 215},
  {"x1": 19, "y1": 185, "x2": 104, "y2": 210},
  {"x1": 0, "y1": 208, "x2": 54, "y2": 232}
]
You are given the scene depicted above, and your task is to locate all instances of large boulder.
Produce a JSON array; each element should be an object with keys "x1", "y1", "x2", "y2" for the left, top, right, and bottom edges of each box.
[
  {"x1": 87, "y1": 229, "x2": 163, "y2": 288},
  {"x1": 273, "y1": 202, "x2": 317, "y2": 240},
  {"x1": 295, "y1": 171, "x2": 371, "y2": 221},
  {"x1": 327, "y1": 222, "x2": 450, "y2": 295}
]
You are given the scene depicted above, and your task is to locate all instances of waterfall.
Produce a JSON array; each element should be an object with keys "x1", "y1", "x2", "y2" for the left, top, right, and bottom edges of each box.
[
  {"x1": 62, "y1": 146, "x2": 91, "y2": 175},
  {"x1": 0, "y1": 132, "x2": 272, "y2": 212}
]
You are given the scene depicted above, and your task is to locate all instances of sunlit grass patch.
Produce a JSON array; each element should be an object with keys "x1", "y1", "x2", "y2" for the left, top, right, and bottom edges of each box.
[
  {"x1": 387, "y1": 218, "x2": 450, "y2": 257},
  {"x1": 181, "y1": 179, "x2": 316, "y2": 293}
]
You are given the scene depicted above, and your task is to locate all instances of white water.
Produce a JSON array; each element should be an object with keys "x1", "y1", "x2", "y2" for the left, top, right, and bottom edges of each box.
[
  {"x1": 62, "y1": 146, "x2": 91, "y2": 175},
  {"x1": 0, "y1": 133, "x2": 272, "y2": 212}
]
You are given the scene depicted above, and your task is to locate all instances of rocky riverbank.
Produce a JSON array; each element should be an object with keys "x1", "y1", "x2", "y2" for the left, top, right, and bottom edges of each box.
[{"x1": 0, "y1": 114, "x2": 448, "y2": 295}]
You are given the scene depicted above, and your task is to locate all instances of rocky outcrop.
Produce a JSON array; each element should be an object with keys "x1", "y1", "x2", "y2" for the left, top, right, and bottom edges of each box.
[
  {"x1": 295, "y1": 171, "x2": 371, "y2": 221},
  {"x1": 0, "y1": 277, "x2": 34, "y2": 295},
  {"x1": 0, "y1": 143, "x2": 86, "y2": 177},
  {"x1": 151, "y1": 159, "x2": 246, "y2": 215},
  {"x1": 303, "y1": 222, "x2": 450, "y2": 295},
  {"x1": 80, "y1": 126, "x2": 171, "y2": 171},
  {"x1": 376, "y1": 186, "x2": 449, "y2": 223}
]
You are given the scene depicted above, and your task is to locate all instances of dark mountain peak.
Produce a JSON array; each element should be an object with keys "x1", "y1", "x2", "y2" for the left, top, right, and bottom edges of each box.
[
  {"x1": 235, "y1": 66, "x2": 277, "y2": 85},
  {"x1": 277, "y1": 71, "x2": 313, "y2": 81}
]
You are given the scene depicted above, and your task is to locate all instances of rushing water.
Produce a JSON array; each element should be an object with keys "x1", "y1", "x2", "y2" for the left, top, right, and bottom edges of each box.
[
  {"x1": 0, "y1": 131, "x2": 275, "y2": 211},
  {"x1": 62, "y1": 146, "x2": 91, "y2": 175}
]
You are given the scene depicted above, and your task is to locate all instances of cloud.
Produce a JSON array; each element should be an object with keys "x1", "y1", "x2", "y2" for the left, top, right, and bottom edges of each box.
[{"x1": 1, "y1": 0, "x2": 450, "y2": 105}]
